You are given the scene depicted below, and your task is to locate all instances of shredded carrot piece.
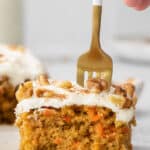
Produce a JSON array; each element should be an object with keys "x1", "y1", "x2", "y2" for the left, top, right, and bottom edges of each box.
[
  {"x1": 92, "y1": 115, "x2": 100, "y2": 122},
  {"x1": 42, "y1": 109, "x2": 56, "y2": 117},
  {"x1": 63, "y1": 115, "x2": 71, "y2": 123},
  {"x1": 95, "y1": 123, "x2": 104, "y2": 137},
  {"x1": 72, "y1": 141, "x2": 80, "y2": 149},
  {"x1": 32, "y1": 139, "x2": 37, "y2": 145},
  {"x1": 87, "y1": 107, "x2": 101, "y2": 122},
  {"x1": 53, "y1": 138, "x2": 63, "y2": 144}
]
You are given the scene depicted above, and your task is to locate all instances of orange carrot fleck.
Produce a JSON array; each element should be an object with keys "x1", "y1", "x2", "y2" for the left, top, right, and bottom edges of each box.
[
  {"x1": 72, "y1": 141, "x2": 80, "y2": 149},
  {"x1": 63, "y1": 115, "x2": 71, "y2": 123},
  {"x1": 92, "y1": 114, "x2": 100, "y2": 122},
  {"x1": 42, "y1": 109, "x2": 56, "y2": 117},
  {"x1": 53, "y1": 138, "x2": 63, "y2": 144},
  {"x1": 87, "y1": 107, "x2": 100, "y2": 122},
  {"x1": 95, "y1": 123, "x2": 104, "y2": 137}
]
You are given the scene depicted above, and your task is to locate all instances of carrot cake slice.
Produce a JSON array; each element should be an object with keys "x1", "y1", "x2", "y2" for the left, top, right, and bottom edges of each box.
[
  {"x1": 15, "y1": 75, "x2": 138, "y2": 150},
  {"x1": 0, "y1": 45, "x2": 45, "y2": 124}
]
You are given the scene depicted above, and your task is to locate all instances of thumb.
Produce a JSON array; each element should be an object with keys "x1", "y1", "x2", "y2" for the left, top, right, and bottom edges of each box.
[
  {"x1": 124, "y1": 0, "x2": 137, "y2": 7},
  {"x1": 134, "y1": 0, "x2": 150, "y2": 10}
]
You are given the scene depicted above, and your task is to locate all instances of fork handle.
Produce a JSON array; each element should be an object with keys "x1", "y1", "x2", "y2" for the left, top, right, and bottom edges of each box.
[{"x1": 90, "y1": 0, "x2": 102, "y2": 51}]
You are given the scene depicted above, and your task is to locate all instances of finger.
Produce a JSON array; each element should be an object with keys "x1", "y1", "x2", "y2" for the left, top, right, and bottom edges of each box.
[
  {"x1": 135, "y1": 0, "x2": 150, "y2": 10},
  {"x1": 135, "y1": 5, "x2": 149, "y2": 11},
  {"x1": 146, "y1": 0, "x2": 150, "y2": 5},
  {"x1": 149, "y1": 0, "x2": 150, "y2": 5},
  {"x1": 124, "y1": 0, "x2": 137, "y2": 7}
]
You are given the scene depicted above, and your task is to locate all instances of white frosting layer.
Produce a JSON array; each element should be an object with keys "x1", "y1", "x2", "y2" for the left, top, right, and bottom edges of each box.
[
  {"x1": 0, "y1": 45, "x2": 45, "y2": 86},
  {"x1": 128, "y1": 79, "x2": 143, "y2": 97},
  {"x1": 16, "y1": 82, "x2": 135, "y2": 123}
]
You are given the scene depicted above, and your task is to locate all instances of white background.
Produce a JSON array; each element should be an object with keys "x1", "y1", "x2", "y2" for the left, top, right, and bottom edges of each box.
[{"x1": 23, "y1": 0, "x2": 150, "y2": 59}]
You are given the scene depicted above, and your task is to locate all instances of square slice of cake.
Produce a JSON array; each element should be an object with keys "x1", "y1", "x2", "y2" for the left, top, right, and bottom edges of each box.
[
  {"x1": 0, "y1": 45, "x2": 45, "y2": 123},
  {"x1": 15, "y1": 76, "x2": 138, "y2": 150}
]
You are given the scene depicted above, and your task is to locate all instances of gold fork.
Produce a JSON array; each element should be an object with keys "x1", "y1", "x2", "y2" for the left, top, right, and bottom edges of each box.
[{"x1": 77, "y1": 0, "x2": 113, "y2": 87}]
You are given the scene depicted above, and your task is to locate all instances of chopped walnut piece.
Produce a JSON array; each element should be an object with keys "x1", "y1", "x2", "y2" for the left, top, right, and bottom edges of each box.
[
  {"x1": 113, "y1": 83, "x2": 136, "y2": 108},
  {"x1": 86, "y1": 78, "x2": 108, "y2": 93},
  {"x1": 36, "y1": 89, "x2": 54, "y2": 98},
  {"x1": 109, "y1": 95, "x2": 126, "y2": 108},
  {"x1": 126, "y1": 78, "x2": 135, "y2": 84},
  {"x1": 37, "y1": 75, "x2": 49, "y2": 85},
  {"x1": 113, "y1": 85, "x2": 127, "y2": 97},
  {"x1": 69, "y1": 87, "x2": 90, "y2": 94},
  {"x1": 16, "y1": 81, "x2": 33, "y2": 102},
  {"x1": 123, "y1": 98, "x2": 133, "y2": 108},
  {"x1": 122, "y1": 83, "x2": 135, "y2": 98},
  {"x1": 56, "y1": 81, "x2": 72, "y2": 89},
  {"x1": 36, "y1": 88, "x2": 66, "y2": 99}
]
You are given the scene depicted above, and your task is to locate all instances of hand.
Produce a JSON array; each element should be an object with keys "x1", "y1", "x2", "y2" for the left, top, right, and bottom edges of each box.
[{"x1": 124, "y1": 0, "x2": 150, "y2": 10}]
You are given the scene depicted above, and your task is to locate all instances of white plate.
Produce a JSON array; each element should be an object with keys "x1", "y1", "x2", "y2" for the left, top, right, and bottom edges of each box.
[{"x1": 0, "y1": 125, "x2": 19, "y2": 150}]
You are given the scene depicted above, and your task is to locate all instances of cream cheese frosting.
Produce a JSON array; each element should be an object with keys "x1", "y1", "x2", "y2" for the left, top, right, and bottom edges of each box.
[
  {"x1": 15, "y1": 80, "x2": 135, "y2": 123},
  {"x1": 0, "y1": 45, "x2": 45, "y2": 86}
]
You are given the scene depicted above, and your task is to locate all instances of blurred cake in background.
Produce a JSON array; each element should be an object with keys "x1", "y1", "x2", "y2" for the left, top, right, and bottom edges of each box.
[
  {"x1": 15, "y1": 75, "x2": 138, "y2": 150},
  {"x1": 0, "y1": 45, "x2": 46, "y2": 124}
]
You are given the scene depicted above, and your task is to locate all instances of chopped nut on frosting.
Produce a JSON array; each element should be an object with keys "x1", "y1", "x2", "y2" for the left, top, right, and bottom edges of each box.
[
  {"x1": 122, "y1": 83, "x2": 135, "y2": 98},
  {"x1": 16, "y1": 81, "x2": 33, "y2": 102},
  {"x1": 56, "y1": 81, "x2": 72, "y2": 89},
  {"x1": 36, "y1": 88, "x2": 66, "y2": 99},
  {"x1": 123, "y1": 98, "x2": 133, "y2": 108},
  {"x1": 36, "y1": 89, "x2": 55, "y2": 98},
  {"x1": 86, "y1": 78, "x2": 108, "y2": 93},
  {"x1": 113, "y1": 85, "x2": 127, "y2": 97},
  {"x1": 37, "y1": 75, "x2": 49, "y2": 85},
  {"x1": 15, "y1": 75, "x2": 138, "y2": 123},
  {"x1": 109, "y1": 95, "x2": 126, "y2": 108}
]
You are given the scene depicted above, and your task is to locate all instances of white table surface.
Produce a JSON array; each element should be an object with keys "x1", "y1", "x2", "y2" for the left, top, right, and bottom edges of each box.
[{"x1": 0, "y1": 59, "x2": 150, "y2": 150}]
